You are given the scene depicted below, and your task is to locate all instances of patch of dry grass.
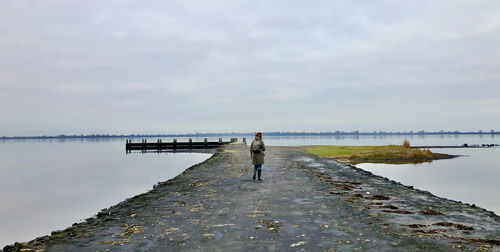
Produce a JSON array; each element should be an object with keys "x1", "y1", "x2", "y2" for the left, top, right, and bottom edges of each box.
[{"x1": 304, "y1": 145, "x2": 452, "y2": 164}]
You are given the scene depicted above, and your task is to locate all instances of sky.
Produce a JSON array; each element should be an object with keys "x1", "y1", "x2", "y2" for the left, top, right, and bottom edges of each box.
[{"x1": 1, "y1": 0, "x2": 499, "y2": 136}]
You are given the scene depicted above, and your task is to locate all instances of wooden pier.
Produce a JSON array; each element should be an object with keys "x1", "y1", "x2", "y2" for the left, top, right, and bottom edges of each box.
[{"x1": 125, "y1": 138, "x2": 244, "y2": 153}]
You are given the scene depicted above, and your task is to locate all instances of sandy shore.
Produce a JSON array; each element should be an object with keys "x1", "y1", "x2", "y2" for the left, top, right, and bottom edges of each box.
[{"x1": 3, "y1": 143, "x2": 500, "y2": 251}]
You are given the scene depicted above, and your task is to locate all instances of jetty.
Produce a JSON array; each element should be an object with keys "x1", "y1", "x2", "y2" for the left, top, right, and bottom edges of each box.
[
  {"x1": 4, "y1": 143, "x2": 500, "y2": 251},
  {"x1": 125, "y1": 138, "x2": 240, "y2": 153}
]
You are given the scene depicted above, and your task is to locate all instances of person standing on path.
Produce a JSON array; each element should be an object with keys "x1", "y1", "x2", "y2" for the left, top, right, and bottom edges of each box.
[{"x1": 250, "y1": 132, "x2": 266, "y2": 181}]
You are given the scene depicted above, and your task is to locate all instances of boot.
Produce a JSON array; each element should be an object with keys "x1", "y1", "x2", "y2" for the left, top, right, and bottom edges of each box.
[
  {"x1": 258, "y1": 169, "x2": 262, "y2": 181},
  {"x1": 253, "y1": 172, "x2": 256, "y2": 180},
  {"x1": 253, "y1": 167, "x2": 257, "y2": 180}
]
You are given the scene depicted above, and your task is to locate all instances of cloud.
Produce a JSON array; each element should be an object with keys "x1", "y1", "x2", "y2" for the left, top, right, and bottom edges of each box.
[{"x1": 1, "y1": 0, "x2": 499, "y2": 135}]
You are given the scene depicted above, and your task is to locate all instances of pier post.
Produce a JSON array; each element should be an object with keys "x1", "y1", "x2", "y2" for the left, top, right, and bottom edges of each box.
[
  {"x1": 243, "y1": 137, "x2": 246, "y2": 143},
  {"x1": 189, "y1": 138, "x2": 192, "y2": 149},
  {"x1": 219, "y1": 138, "x2": 223, "y2": 144},
  {"x1": 173, "y1": 138, "x2": 177, "y2": 149},
  {"x1": 125, "y1": 139, "x2": 130, "y2": 154},
  {"x1": 204, "y1": 138, "x2": 208, "y2": 148}
]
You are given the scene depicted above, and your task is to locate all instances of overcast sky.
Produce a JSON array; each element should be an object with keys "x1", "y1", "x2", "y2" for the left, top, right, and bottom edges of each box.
[{"x1": 1, "y1": 1, "x2": 499, "y2": 136}]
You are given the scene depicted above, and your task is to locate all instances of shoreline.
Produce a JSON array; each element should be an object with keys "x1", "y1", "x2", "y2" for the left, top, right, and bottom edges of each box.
[
  {"x1": 4, "y1": 144, "x2": 499, "y2": 251},
  {"x1": 339, "y1": 154, "x2": 459, "y2": 165}
]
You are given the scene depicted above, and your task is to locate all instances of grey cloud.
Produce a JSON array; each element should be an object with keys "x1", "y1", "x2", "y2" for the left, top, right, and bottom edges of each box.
[{"x1": 1, "y1": 0, "x2": 499, "y2": 135}]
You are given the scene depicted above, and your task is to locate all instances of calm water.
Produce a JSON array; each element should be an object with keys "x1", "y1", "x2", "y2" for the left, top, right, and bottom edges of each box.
[
  {"x1": 0, "y1": 139, "x2": 211, "y2": 248},
  {"x1": 0, "y1": 134, "x2": 498, "y2": 247}
]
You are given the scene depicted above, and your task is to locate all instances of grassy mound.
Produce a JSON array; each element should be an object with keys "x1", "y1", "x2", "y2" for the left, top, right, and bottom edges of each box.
[{"x1": 304, "y1": 145, "x2": 455, "y2": 164}]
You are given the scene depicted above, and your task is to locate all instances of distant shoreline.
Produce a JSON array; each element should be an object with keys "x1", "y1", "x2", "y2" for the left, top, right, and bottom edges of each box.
[{"x1": 1, "y1": 131, "x2": 499, "y2": 140}]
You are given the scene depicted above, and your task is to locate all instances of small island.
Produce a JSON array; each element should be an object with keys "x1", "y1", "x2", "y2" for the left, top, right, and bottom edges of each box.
[{"x1": 304, "y1": 141, "x2": 457, "y2": 164}]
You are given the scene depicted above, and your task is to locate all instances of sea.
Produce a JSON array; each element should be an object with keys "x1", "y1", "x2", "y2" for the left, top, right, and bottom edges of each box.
[{"x1": 0, "y1": 134, "x2": 498, "y2": 247}]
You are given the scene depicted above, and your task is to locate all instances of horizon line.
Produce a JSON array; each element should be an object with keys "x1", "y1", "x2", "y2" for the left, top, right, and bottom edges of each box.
[{"x1": 1, "y1": 130, "x2": 499, "y2": 139}]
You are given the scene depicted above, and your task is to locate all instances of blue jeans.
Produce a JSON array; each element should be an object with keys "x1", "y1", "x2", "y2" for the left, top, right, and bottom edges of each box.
[{"x1": 254, "y1": 165, "x2": 262, "y2": 171}]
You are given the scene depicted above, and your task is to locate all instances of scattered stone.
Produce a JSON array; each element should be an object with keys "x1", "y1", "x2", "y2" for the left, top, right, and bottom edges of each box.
[
  {"x1": 290, "y1": 241, "x2": 306, "y2": 247},
  {"x1": 202, "y1": 233, "x2": 214, "y2": 239},
  {"x1": 382, "y1": 210, "x2": 413, "y2": 214},
  {"x1": 419, "y1": 209, "x2": 443, "y2": 215},
  {"x1": 433, "y1": 222, "x2": 473, "y2": 230},
  {"x1": 414, "y1": 229, "x2": 447, "y2": 234},
  {"x1": 101, "y1": 239, "x2": 129, "y2": 246},
  {"x1": 259, "y1": 220, "x2": 283, "y2": 233},
  {"x1": 379, "y1": 205, "x2": 399, "y2": 210},
  {"x1": 329, "y1": 191, "x2": 347, "y2": 195},
  {"x1": 372, "y1": 195, "x2": 390, "y2": 200},
  {"x1": 465, "y1": 238, "x2": 500, "y2": 246},
  {"x1": 50, "y1": 230, "x2": 64, "y2": 236},
  {"x1": 97, "y1": 209, "x2": 110, "y2": 217},
  {"x1": 121, "y1": 224, "x2": 145, "y2": 237},
  {"x1": 404, "y1": 224, "x2": 427, "y2": 228},
  {"x1": 165, "y1": 227, "x2": 180, "y2": 235}
]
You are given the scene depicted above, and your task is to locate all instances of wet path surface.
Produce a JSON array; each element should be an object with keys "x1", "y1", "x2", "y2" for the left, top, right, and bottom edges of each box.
[{"x1": 4, "y1": 143, "x2": 500, "y2": 251}]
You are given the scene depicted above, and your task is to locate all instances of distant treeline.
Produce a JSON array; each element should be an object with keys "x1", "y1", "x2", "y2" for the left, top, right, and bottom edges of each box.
[{"x1": 1, "y1": 130, "x2": 498, "y2": 140}]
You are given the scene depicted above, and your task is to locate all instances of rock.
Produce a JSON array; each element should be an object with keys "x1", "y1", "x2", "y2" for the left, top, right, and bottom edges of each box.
[
  {"x1": 404, "y1": 224, "x2": 427, "y2": 228},
  {"x1": 433, "y1": 222, "x2": 473, "y2": 230},
  {"x1": 372, "y1": 195, "x2": 390, "y2": 200},
  {"x1": 379, "y1": 205, "x2": 399, "y2": 210},
  {"x1": 382, "y1": 209, "x2": 413, "y2": 214},
  {"x1": 419, "y1": 209, "x2": 443, "y2": 215},
  {"x1": 34, "y1": 236, "x2": 49, "y2": 242},
  {"x1": 97, "y1": 209, "x2": 110, "y2": 217},
  {"x1": 51, "y1": 230, "x2": 63, "y2": 236},
  {"x1": 3, "y1": 244, "x2": 14, "y2": 251}
]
